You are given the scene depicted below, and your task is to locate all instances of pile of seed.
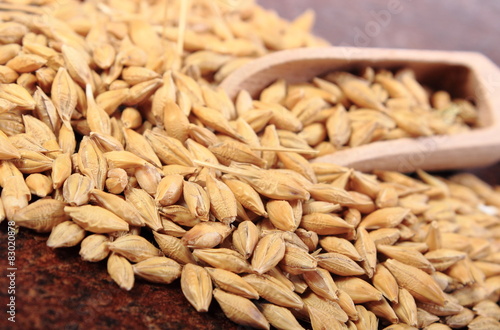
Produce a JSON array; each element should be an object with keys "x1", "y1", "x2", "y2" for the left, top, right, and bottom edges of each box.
[
  {"x1": 0, "y1": 0, "x2": 499, "y2": 329},
  {"x1": 243, "y1": 70, "x2": 478, "y2": 158}
]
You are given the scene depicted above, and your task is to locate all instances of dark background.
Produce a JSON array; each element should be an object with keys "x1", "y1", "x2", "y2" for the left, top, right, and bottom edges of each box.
[
  {"x1": 264, "y1": 0, "x2": 500, "y2": 66},
  {"x1": 1, "y1": 1, "x2": 500, "y2": 329}
]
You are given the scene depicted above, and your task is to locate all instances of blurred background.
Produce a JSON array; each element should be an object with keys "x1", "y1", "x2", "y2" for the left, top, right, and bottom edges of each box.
[
  {"x1": 261, "y1": 0, "x2": 500, "y2": 65},
  {"x1": 260, "y1": 0, "x2": 500, "y2": 183}
]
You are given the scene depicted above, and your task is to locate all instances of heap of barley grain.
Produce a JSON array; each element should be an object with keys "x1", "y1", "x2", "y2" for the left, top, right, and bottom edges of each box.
[{"x1": 0, "y1": 1, "x2": 499, "y2": 329}]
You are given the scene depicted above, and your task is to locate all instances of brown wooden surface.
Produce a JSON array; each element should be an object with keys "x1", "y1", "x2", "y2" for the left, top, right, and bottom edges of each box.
[{"x1": 1, "y1": 1, "x2": 500, "y2": 329}]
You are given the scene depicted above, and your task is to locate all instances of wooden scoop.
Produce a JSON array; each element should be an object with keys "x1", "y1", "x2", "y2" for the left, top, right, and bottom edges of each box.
[{"x1": 220, "y1": 47, "x2": 500, "y2": 172}]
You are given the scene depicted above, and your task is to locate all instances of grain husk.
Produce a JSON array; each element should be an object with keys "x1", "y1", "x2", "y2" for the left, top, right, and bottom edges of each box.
[
  {"x1": 107, "y1": 253, "x2": 134, "y2": 291},
  {"x1": 108, "y1": 235, "x2": 163, "y2": 263},
  {"x1": 181, "y1": 263, "x2": 212, "y2": 313},
  {"x1": 133, "y1": 257, "x2": 181, "y2": 284},
  {"x1": 64, "y1": 205, "x2": 129, "y2": 233},
  {"x1": 13, "y1": 198, "x2": 67, "y2": 233},
  {"x1": 243, "y1": 273, "x2": 303, "y2": 309},
  {"x1": 385, "y1": 259, "x2": 446, "y2": 306},
  {"x1": 205, "y1": 267, "x2": 259, "y2": 299},
  {"x1": 46, "y1": 221, "x2": 85, "y2": 248},
  {"x1": 79, "y1": 234, "x2": 110, "y2": 262},
  {"x1": 153, "y1": 232, "x2": 196, "y2": 265},
  {"x1": 213, "y1": 288, "x2": 270, "y2": 329}
]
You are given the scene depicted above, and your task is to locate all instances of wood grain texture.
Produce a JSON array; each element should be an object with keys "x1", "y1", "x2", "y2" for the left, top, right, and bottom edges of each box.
[{"x1": 0, "y1": 1, "x2": 499, "y2": 329}]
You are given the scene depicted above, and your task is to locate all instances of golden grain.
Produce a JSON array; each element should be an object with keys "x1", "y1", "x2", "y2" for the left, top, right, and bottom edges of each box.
[
  {"x1": 302, "y1": 290, "x2": 348, "y2": 323},
  {"x1": 300, "y1": 213, "x2": 354, "y2": 236},
  {"x1": 107, "y1": 253, "x2": 134, "y2": 291},
  {"x1": 181, "y1": 263, "x2": 212, "y2": 313},
  {"x1": 205, "y1": 174, "x2": 237, "y2": 224},
  {"x1": 12, "y1": 198, "x2": 68, "y2": 233},
  {"x1": 79, "y1": 234, "x2": 110, "y2": 262},
  {"x1": 182, "y1": 221, "x2": 231, "y2": 249},
  {"x1": 365, "y1": 298, "x2": 399, "y2": 324},
  {"x1": 279, "y1": 241, "x2": 317, "y2": 275},
  {"x1": 213, "y1": 289, "x2": 270, "y2": 329},
  {"x1": 46, "y1": 221, "x2": 85, "y2": 248},
  {"x1": 385, "y1": 259, "x2": 446, "y2": 306},
  {"x1": 194, "y1": 248, "x2": 252, "y2": 274},
  {"x1": 232, "y1": 220, "x2": 260, "y2": 259},
  {"x1": 316, "y1": 252, "x2": 365, "y2": 276},
  {"x1": 153, "y1": 232, "x2": 196, "y2": 265},
  {"x1": 108, "y1": 235, "x2": 162, "y2": 263},
  {"x1": 25, "y1": 173, "x2": 53, "y2": 197},
  {"x1": 64, "y1": 204, "x2": 129, "y2": 234},
  {"x1": 125, "y1": 186, "x2": 162, "y2": 231},
  {"x1": 206, "y1": 267, "x2": 259, "y2": 300},
  {"x1": 302, "y1": 267, "x2": 339, "y2": 301},
  {"x1": 257, "y1": 302, "x2": 304, "y2": 330},
  {"x1": 243, "y1": 273, "x2": 304, "y2": 309}
]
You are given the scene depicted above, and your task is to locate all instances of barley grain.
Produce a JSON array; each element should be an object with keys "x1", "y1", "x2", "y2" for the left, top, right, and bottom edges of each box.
[
  {"x1": 181, "y1": 263, "x2": 212, "y2": 313},
  {"x1": 12, "y1": 198, "x2": 68, "y2": 233},
  {"x1": 206, "y1": 267, "x2": 259, "y2": 299},
  {"x1": 108, "y1": 235, "x2": 163, "y2": 263},
  {"x1": 153, "y1": 232, "x2": 196, "y2": 265},
  {"x1": 79, "y1": 234, "x2": 110, "y2": 262},
  {"x1": 182, "y1": 221, "x2": 232, "y2": 249},
  {"x1": 107, "y1": 253, "x2": 134, "y2": 291},
  {"x1": 243, "y1": 273, "x2": 303, "y2": 309},
  {"x1": 213, "y1": 288, "x2": 270, "y2": 329},
  {"x1": 46, "y1": 221, "x2": 85, "y2": 248}
]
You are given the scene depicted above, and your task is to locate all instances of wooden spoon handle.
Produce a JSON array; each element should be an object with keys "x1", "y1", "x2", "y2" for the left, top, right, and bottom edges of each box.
[{"x1": 314, "y1": 128, "x2": 500, "y2": 172}]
